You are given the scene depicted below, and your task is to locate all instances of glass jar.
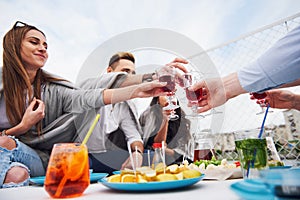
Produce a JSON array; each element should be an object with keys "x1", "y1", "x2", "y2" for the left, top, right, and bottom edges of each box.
[{"x1": 152, "y1": 143, "x2": 164, "y2": 169}]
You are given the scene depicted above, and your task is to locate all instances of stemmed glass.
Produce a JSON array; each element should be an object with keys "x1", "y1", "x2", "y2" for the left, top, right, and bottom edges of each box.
[
  {"x1": 183, "y1": 71, "x2": 205, "y2": 119},
  {"x1": 204, "y1": 108, "x2": 223, "y2": 116},
  {"x1": 161, "y1": 95, "x2": 179, "y2": 121},
  {"x1": 251, "y1": 92, "x2": 273, "y2": 115},
  {"x1": 156, "y1": 66, "x2": 180, "y2": 120}
]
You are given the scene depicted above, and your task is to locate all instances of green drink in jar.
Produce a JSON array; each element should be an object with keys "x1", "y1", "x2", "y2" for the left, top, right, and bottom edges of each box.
[{"x1": 235, "y1": 138, "x2": 268, "y2": 179}]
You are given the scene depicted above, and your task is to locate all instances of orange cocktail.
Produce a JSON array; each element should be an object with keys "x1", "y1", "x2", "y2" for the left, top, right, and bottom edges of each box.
[{"x1": 44, "y1": 143, "x2": 90, "y2": 198}]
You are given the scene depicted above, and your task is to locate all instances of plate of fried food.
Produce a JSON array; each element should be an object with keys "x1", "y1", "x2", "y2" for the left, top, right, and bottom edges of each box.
[{"x1": 99, "y1": 163, "x2": 205, "y2": 192}]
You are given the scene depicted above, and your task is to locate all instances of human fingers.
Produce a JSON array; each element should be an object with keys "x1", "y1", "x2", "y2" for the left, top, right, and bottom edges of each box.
[
  {"x1": 197, "y1": 99, "x2": 209, "y2": 107},
  {"x1": 256, "y1": 99, "x2": 264, "y2": 104},
  {"x1": 33, "y1": 99, "x2": 45, "y2": 118},
  {"x1": 172, "y1": 57, "x2": 189, "y2": 64},
  {"x1": 259, "y1": 99, "x2": 270, "y2": 107},
  {"x1": 167, "y1": 63, "x2": 188, "y2": 73},
  {"x1": 121, "y1": 159, "x2": 129, "y2": 170},
  {"x1": 136, "y1": 81, "x2": 168, "y2": 97},
  {"x1": 202, "y1": 87, "x2": 208, "y2": 97},
  {"x1": 189, "y1": 81, "x2": 206, "y2": 92},
  {"x1": 166, "y1": 57, "x2": 188, "y2": 66},
  {"x1": 28, "y1": 98, "x2": 44, "y2": 111},
  {"x1": 28, "y1": 97, "x2": 37, "y2": 110},
  {"x1": 197, "y1": 105, "x2": 212, "y2": 113},
  {"x1": 145, "y1": 81, "x2": 167, "y2": 91},
  {"x1": 165, "y1": 58, "x2": 188, "y2": 73},
  {"x1": 132, "y1": 152, "x2": 143, "y2": 167},
  {"x1": 163, "y1": 109, "x2": 172, "y2": 116}
]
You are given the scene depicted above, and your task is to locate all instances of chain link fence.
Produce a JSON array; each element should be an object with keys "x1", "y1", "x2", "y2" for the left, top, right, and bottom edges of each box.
[{"x1": 202, "y1": 13, "x2": 300, "y2": 166}]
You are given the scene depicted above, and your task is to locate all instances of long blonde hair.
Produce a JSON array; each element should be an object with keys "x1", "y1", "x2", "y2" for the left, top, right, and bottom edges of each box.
[{"x1": 2, "y1": 22, "x2": 64, "y2": 134}]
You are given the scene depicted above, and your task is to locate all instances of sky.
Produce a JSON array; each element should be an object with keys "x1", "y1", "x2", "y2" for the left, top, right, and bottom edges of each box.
[
  {"x1": 1, "y1": 0, "x2": 300, "y2": 81},
  {"x1": 1, "y1": 0, "x2": 300, "y2": 132}
]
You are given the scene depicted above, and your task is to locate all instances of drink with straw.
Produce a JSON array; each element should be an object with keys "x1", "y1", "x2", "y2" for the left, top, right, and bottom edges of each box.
[
  {"x1": 44, "y1": 114, "x2": 100, "y2": 198},
  {"x1": 234, "y1": 129, "x2": 268, "y2": 179},
  {"x1": 44, "y1": 143, "x2": 90, "y2": 198}
]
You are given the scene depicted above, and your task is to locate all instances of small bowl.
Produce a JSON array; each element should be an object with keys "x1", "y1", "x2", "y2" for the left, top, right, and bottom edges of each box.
[{"x1": 259, "y1": 168, "x2": 300, "y2": 192}]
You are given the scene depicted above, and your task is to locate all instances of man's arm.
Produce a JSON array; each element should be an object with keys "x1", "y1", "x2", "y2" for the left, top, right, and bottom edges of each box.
[{"x1": 120, "y1": 58, "x2": 188, "y2": 87}]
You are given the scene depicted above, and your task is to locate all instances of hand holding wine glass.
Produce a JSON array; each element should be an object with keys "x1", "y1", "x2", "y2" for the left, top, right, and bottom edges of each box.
[
  {"x1": 183, "y1": 71, "x2": 205, "y2": 119},
  {"x1": 251, "y1": 89, "x2": 298, "y2": 110},
  {"x1": 250, "y1": 92, "x2": 273, "y2": 115}
]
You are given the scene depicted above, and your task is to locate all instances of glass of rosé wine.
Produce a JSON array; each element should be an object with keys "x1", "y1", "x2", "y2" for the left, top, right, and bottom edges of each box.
[
  {"x1": 156, "y1": 66, "x2": 180, "y2": 120},
  {"x1": 183, "y1": 71, "x2": 205, "y2": 119}
]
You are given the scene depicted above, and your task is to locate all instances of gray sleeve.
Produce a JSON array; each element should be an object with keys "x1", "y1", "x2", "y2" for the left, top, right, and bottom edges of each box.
[
  {"x1": 78, "y1": 72, "x2": 127, "y2": 89},
  {"x1": 45, "y1": 83, "x2": 104, "y2": 114}
]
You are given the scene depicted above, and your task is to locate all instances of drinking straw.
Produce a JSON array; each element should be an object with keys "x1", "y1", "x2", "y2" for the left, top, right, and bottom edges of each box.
[
  {"x1": 127, "y1": 141, "x2": 136, "y2": 175},
  {"x1": 182, "y1": 144, "x2": 187, "y2": 163},
  {"x1": 246, "y1": 104, "x2": 270, "y2": 177},
  {"x1": 210, "y1": 148, "x2": 217, "y2": 159},
  {"x1": 135, "y1": 146, "x2": 138, "y2": 170},
  {"x1": 209, "y1": 139, "x2": 217, "y2": 159},
  {"x1": 82, "y1": 114, "x2": 101, "y2": 145},
  {"x1": 162, "y1": 141, "x2": 166, "y2": 174},
  {"x1": 258, "y1": 104, "x2": 270, "y2": 139},
  {"x1": 246, "y1": 160, "x2": 251, "y2": 178},
  {"x1": 147, "y1": 149, "x2": 151, "y2": 168}
]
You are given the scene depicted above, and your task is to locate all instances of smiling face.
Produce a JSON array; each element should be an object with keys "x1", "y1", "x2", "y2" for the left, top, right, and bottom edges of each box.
[{"x1": 20, "y1": 29, "x2": 48, "y2": 71}]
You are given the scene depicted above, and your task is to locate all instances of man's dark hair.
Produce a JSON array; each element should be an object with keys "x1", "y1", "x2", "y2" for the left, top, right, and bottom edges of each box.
[{"x1": 108, "y1": 52, "x2": 135, "y2": 69}]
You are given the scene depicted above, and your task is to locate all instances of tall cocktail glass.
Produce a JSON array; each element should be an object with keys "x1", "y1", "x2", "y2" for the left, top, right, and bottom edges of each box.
[{"x1": 44, "y1": 143, "x2": 90, "y2": 198}]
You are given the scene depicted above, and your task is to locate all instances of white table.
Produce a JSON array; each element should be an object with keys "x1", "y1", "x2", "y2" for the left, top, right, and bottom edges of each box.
[{"x1": 0, "y1": 179, "x2": 241, "y2": 200}]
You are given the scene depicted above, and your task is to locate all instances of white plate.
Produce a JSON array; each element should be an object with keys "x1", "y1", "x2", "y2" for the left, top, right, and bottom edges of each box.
[{"x1": 200, "y1": 167, "x2": 242, "y2": 180}]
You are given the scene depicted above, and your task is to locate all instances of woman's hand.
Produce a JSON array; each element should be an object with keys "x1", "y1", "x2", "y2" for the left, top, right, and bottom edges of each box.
[{"x1": 20, "y1": 98, "x2": 45, "y2": 133}]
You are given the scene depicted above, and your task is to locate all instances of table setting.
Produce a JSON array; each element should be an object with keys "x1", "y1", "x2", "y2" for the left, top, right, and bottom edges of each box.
[{"x1": 1, "y1": 66, "x2": 299, "y2": 200}]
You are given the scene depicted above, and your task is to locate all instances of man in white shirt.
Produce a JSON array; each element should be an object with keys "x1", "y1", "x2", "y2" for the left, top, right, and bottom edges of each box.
[{"x1": 79, "y1": 52, "x2": 145, "y2": 173}]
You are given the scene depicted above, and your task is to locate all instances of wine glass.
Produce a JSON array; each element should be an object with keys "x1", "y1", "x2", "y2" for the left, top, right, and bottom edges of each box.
[
  {"x1": 183, "y1": 71, "x2": 205, "y2": 119},
  {"x1": 251, "y1": 92, "x2": 273, "y2": 115},
  {"x1": 204, "y1": 108, "x2": 223, "y2": 116},
  {"x1": 156, "y1": 66, "x2": 180, "y2": 119}
]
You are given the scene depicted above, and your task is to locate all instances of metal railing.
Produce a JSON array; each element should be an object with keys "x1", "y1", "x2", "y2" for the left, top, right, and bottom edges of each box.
[{"x1": 204, "y1": 12, "x2": 300, "y2": 165}]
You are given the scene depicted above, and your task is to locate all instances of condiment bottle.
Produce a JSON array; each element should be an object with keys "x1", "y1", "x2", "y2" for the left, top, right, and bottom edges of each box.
[{"x1": 152, "y1": 143, "x2": 164, "y2": 169}]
